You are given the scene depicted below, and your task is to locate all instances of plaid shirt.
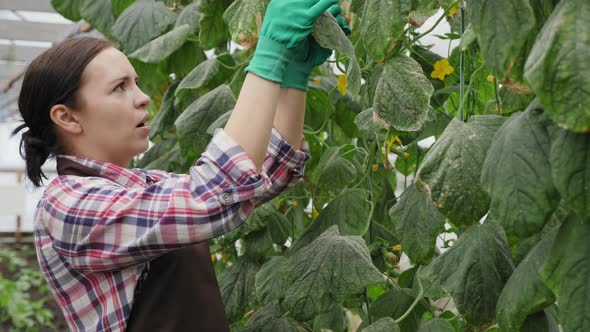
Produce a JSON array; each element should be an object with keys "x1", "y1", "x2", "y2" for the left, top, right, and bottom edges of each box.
[{"x1": 34, "y1": 128, "x2": 309, "y2": 332}]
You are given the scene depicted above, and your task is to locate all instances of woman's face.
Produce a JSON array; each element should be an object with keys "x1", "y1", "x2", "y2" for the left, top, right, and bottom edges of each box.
[{"x1": 72, "y1": 47, "x2": 152, "y2": 166}]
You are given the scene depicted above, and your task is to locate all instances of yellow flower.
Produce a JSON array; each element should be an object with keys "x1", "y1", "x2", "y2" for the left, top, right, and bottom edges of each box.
[
  {"x1": 211, "y1": 254, "x2": 216, "y2": 262},
  {"x1": 337, "y1": 74, "x2": 347, "y2": 96},
  {"x1": 487, "y1": 74, "x2": 495, "y2": 82},
  {"x1": 312, "y1": 207, "x2": 319, "y2": 220},
  {"x1": 431, "y1": 59, "x2": 455, "y2": 81},
  {"x1": 372, "y1": 164, "x2": 379, "y2": 172},
  {"x1": 449, "y1": 3, "x2": 460, "y2": 16},
  {"x1": 392, "y1": 244, "x2": 402, "y2": 252}
]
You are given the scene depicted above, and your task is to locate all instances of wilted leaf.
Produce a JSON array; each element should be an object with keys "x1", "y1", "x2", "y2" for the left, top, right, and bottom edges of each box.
[
  {"x1": 373, "y1": 55, "x2": 434, "y2": 132},
  {"x1": 418, "y1": 221, "x2": 514, "y2": 327},
  {"x1": 283, "y1": 225, "x2": 384, "y2": 321},
  {"x1": 416, "y1": 115, "x2": 506, "y2": 226}
]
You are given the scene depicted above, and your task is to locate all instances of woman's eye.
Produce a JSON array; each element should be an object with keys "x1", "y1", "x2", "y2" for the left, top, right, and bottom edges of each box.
[{"x1": 114, "y1": 82, "x2": 125, "y2": 92}]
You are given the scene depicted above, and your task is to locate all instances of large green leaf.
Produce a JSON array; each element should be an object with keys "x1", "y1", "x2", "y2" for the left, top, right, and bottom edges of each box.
[
  {"x1": 129, "y1": 24, "x2": 191, "y2": 63},
  {"x1": 199, "y1": 0, "x2": 232, "y2": 49},
  {"x1": 310, "y1": 146, "x2": 358, "y2": 196},
  {"x1": 283, "y1": 225, "x2": 384, "y2": 321},
  {"x1": 149, "y1": 82, "x2": 179, "y2": 139},
  {"x1": 175, "y1": 53, "x2": 235, "y2": 98},
  {"x1": 541, "y1": 213, "x2": 590, "y2": 332},
  {"x1": 239, "y1": 303, "x2": 306, "y2": 332},
  {"x1": 481, "y1": 104, "x2": 560, "y2": 238},
  {"x1": 255, "y1": 257, "x2": 288, "y2": 304},
  {"x1": 51, "y1": 0, "x2": 83, "y2": 22},
  {"x1": 313, "y1": 12, "x2": 361, "y2": 96},
  {"x1": 112, "y1": 0, "x2": 177, "y2": 53},
  {"x1": 370, "y1": 288, "x2": 429, "y2": 332},
  {"x1": 175, "y1": 2, "x2": 202, "y2": 34},
  {"x1": 415, "y1": 115, "x2": 506, "y2": 226},
  {"x1": 291, "y1": 188, "x2": 371, "y2": 253},
  {"x1": 550, "y1": 127, "x2": 590, "y2": 218},
  {"x1": 389, "y1": 185, "x2": 445, "y2": 265},
  {"x1": 361, "y1": 317, "x2": 400, "y2": 332},
  {"x1": 112, "y1": 0, "x2": 135, "y2": 17},
  {"x1": 165, "y1": 40, "x2": 207, "y2": 79},
  {"x1": 218, "y1": 258, "x2": 260, "y2": 323},
  {"x1": 360, "y1": 0, "x2": 410, "y2": 63},
  {"x1": 223, "y1": 0, "x2": 269, "y2": 49},
  {"x1": 418, "y1": 221, "x2": 514, "y2": 327},
  {"x1": 496, "y1": 225, "x2": 560, "y2": 332},
  {"x1": 174, "y1": 85, "x2": 236, "y2": 161},
  {"x1": 418, "y1": 318, "x2": 455, "y2": 332},
  {"x1": 81, "y1": 0, "x2": 115, "y2": 38},
  {"x1": 466, "y1": 0, "x2": 535, "y2": 80},
  {"x1": 524, "y1": 0, "x2": 590, "y2": 133},
  {"x1": 373, "y1": 55, "x2": 434, "y2": 132}
]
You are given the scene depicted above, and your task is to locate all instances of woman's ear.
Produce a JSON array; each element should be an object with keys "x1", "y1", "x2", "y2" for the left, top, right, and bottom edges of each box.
[{"x1": 49, "y1": 104, "x2": 82, "y2": 135}]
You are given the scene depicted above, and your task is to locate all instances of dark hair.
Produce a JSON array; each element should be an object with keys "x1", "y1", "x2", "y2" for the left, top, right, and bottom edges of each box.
[{"x1": 11, "y1": 37, "x2": 112, "y2": 187}]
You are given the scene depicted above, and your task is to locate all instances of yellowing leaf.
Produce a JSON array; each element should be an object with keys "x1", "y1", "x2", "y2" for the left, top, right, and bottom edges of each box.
[
  {"x1": 431, "y1": 59, "x2": 455, "y2": 81},
  {"x1": 337, "y1": 74, "x2": 348, "y2": 96}
]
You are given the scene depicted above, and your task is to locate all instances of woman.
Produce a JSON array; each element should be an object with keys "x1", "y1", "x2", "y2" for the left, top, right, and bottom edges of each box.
[{"x1": 12, "y1": 0, "x2": 349, "y2": 331}]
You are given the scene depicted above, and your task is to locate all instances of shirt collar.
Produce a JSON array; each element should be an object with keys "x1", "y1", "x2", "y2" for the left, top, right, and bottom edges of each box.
[{"x1": 56, "y1": 154, "x2": 150, "y2": 188}]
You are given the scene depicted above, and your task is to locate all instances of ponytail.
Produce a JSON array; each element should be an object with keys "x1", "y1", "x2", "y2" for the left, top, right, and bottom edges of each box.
[{"x1": 12, "y1": 37, "x2": 112, "y2": 187}]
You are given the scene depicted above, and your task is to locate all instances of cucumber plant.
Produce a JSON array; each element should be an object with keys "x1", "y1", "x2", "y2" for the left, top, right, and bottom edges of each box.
[{"x1": 51, "y1": 0, "x2": 590, "y2": 331}]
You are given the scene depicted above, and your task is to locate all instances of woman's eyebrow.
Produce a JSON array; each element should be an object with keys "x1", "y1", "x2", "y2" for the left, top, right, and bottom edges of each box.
[{"x1": 109, "y1": 75, "x2": 140, "y2": 84}]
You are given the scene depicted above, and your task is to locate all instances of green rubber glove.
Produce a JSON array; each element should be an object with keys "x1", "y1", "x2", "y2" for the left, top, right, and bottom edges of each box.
[
  {"x1": 245, "y1": 0, "x2": 339, "y2": 83},
  {"x1": 282, "y1": 5, "x2": 352, "y2": 91}
]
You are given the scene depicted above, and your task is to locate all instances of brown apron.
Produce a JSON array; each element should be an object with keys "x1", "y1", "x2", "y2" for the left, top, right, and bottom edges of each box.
[{"x1": 56, "y1": 157, "x2": 230, "y2": 332}]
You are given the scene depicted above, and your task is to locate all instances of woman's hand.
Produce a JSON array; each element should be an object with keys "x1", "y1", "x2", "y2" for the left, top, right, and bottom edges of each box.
[
  {"x1": 244, "y1": 0, "x2": 339, "y2": 83},
  {"x1": 282, "y1": 5, "x2": 352, "y2": 91},
  {"x1": 225, "y1": 0, "x2": 337, "y2": 172}
]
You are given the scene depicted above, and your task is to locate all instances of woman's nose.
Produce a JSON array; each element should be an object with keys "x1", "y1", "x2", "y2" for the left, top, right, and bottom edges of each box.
[{"x1": 135, "y1": 88, "x2": 152, "y2": 109}]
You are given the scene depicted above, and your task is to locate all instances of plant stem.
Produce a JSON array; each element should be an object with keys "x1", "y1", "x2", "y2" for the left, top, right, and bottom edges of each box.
[
  {"x1": 395, "y1": 266, "x2": 424, "y2": 324},
  {"x1": 365, "y1": 288, "x2": 372, "y2": 325},
  {"x1": 457, "y1": 64, "x2": 485, "y2": 120},
  {"x1": 459, "y1": 6, "x2": 465, "y2": 121}
]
